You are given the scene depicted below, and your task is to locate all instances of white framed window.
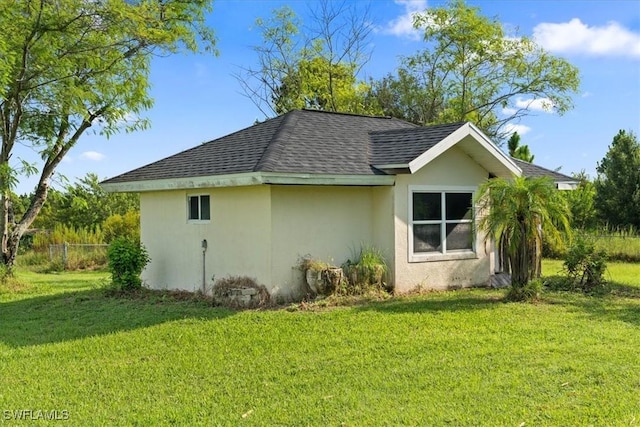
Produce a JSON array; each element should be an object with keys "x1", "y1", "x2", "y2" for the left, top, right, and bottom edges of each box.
[
  {"x1": 187, "y1": 194, "x2": 210, "y2": 222},
  {"x1": 409, "y1": 186, "x2": 476, "y2": 262}
]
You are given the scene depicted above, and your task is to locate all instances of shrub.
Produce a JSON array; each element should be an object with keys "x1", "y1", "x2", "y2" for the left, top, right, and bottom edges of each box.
[
  {"x1": 505, "y1": 279, "x2": 542, "y2": 302},
  {"x1": 107, "y1": 238, "x2": 150, "y2": 291},
  {"x1": 103, "y1": 211, "x2": 140, "y2": 243},
  {"x1": 340, "y1": 245, "x2": 389, "y2": 295},
  {"x1": 563, "y1": 235, "x2": 608, "y2": 293}
]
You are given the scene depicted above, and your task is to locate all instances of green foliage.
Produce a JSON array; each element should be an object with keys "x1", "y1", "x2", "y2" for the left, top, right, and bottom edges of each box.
[
  {"x1": 22, "y1": 173, "x2": 139, "y2": 231},
  {"x1": 507, "y1": 132, "x2": 535, "y2": 162},
  {"x1": 370, "y1": 0, "x2": 580, "y2": 141},
  {"x1": 545, "y1": 227, "x2": 640, "y2": 262},
  {"x1": 563, "y1": 235, "x2": 609, "y2": 293},
  {"x1": 564, "y1": 171, "x2": 597, "y2": 230},
  {"x1": 0, "y1": 0, "x2": 216, "y2": 268},
  {"x1": 32, "y1": 224, "x2": 104, "y2": 250},
  {"x1": 594, "y1": 129, "x2": 640, "y2": 228},
  {"x1": 107, "y1": 238, "x2": 150, "y2": 291},
  {"x1": 238, "y1": 2, "x2": 380, "y2": 117},
  {"x1": 103, "y1": 211, "x2": 140, "y2": 243},
  {"x1": 476, "y1": 176, "x2": 572, "y2": 287},
  {"x1": 340, "y1": 246, "x2": 389, "y2": 295},
  {"x1": 505, "y1": 279, "x2": 542, "y2": 302}
]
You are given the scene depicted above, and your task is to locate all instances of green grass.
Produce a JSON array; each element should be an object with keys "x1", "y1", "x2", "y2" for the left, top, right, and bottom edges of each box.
[
  {"x1": 543, "y1": 258, "x2": 640, "y2": 291},
  {"x1": 1, "y1": 268, "x2": 639, "y2": 425},
  {"x1": 593, "y1": 235, "x2": 640, "y2": 262}
]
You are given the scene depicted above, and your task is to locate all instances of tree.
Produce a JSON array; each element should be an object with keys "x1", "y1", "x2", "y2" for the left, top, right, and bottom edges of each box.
[
  {"x1": 0, "y1": 0, "x2": 215, "y2": 269},
  {"x1": 476, "y1": 176, "x2": 571, "y2": 288},
  {"x1": 236, "y1": 1, "x2": 380, "y2": 117},
  {"x1": 370, "y1": 0, "x2": 580, "y2": 141},
  {"x1": 507, "y1": 132, "x2": 535, "y2": 162},
  {"x1": 57, "y1": 173, "x2": 139, "y2": 230},
  {"x1": 564, "y1": 171, "x2": 597, "y2": 230},
  {"x1": 594, "y1": 130, "x2": 640, "y2": 229}
]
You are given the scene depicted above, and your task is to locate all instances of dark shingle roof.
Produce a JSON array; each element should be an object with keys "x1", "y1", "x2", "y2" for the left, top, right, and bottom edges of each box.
[
  {"x1": 370, "y1": 122, "x2": 466, "y2": 165},
  {"x1": 102, "y1": 108, "x2": 574, "y2": 186},
  {"x1": 511, "y1": 158, "x2": 576, "y2": 182},
  {"x1": 103, "y1": 109, "x2": 418, "y2": 184}
]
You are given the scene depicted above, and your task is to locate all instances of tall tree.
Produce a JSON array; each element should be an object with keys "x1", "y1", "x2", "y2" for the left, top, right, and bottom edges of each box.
[
  {"x1": 236, "y1": 1, "x2": 379, "y2": 117},
  {"x1": 564, "y1": 171, "x2": 597, "y2": 230},
  {"x1": 370, "y1": 0, "x2": 580, "y2": 141},
  {"x1": 507, "y1": 132, "x2": 535, "y2": 163},
  {"x1": 57, "y1": 173, "x2": 139, "y2": 230},
  {"x1": 594, "y1": 130, "x2": 640, "y2": 228},
  {"x1": 0, "y1": 0, "x2": 216, "y2": 269},
  {"x1": 476, "y1": 176, "x2": 571, "y2": 288}
]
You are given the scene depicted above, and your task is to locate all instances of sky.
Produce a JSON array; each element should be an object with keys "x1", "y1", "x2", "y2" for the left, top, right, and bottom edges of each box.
[{"x1": 14, "y1": 0, "x2": 640, "y2": 194}]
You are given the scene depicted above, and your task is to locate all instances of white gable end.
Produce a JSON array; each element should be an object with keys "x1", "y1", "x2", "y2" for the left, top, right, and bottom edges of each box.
[{"x1": 408, "y1": 122, "x2": 521, "y2": 178}]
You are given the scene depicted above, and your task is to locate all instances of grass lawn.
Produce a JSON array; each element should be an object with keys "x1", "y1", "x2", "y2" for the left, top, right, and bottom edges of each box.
[{"x1": 1, "y1": 267, "x2": 639, "y2": 426}]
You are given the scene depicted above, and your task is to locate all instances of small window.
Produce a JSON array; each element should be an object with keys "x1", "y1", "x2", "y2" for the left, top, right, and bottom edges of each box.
[
  {"x1": 188, "y1": 195, "x2": 210, "y2": 221},
  {"x1": 410, "y1": 188, "x2": 474, "y2": 260}
]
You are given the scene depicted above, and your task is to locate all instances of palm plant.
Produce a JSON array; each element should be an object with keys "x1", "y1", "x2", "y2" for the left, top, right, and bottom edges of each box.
[{"x1": 476, "y1": 176, "x2": 571, "y2": 287}]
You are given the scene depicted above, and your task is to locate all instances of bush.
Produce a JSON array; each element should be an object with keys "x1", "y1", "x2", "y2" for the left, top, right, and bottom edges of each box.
[
  {"x1": 340, "y1": 246, "x2": 389, "y2": 295},
  {"x1": 103, "y1": 211, "x2": 140, "y2": 243},
  {"x1": 563, "y1": 235, "x2": 608, "y2": 293},
  {"x1": 107, "y1": 238, "x2": 150, "y2": 291},
  {"x1": 506, "y1": 279, "x2": 542, "y2": 302}
]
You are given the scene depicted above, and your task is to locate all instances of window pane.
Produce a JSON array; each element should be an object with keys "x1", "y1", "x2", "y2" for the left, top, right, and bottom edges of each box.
[
  {"x1": 446, "y1": 193, "x2": 472, "y2": 220},
  {"x1": 413, "y1": 193, "x2": 441, "y2": 220},
  {"x1": 446, "y1": 223, "x2": 472, "y2": 250},
  {"x1": 188, "y1": 196, "x2": 199, "y2": 220},
  {"x1": 414, "y1": 224, "x2": 441, "y2": 252},
  {"x1": 200, "y1": 196, "x2": 211, "y2": 220}
]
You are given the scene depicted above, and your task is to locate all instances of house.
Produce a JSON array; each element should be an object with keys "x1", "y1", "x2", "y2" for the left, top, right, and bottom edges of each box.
[{"x1": 102, "y1": 109, "x2": 576, "y2": 299}]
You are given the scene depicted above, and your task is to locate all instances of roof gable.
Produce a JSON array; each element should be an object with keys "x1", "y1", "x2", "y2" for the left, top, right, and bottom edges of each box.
[{"x1": 372, "y1": 122, "x2": 520, "y2": 178}]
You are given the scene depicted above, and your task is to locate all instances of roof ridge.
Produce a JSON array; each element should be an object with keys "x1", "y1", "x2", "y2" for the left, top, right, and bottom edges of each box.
[
  {"x1": 300, "y1": 108, "x2": 396, "y2": 120},
  {"x1": 253, "y1": 110, "x2": 299, "y2": 172},
  {"x1": 370, "y1": 121, "x2": 467, "y2": 136}
]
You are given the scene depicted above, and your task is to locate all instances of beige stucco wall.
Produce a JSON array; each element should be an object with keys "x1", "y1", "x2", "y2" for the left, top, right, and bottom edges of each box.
[
  {"x1": 140, "y1": 185, "x2": 271, "y2": 293},
  {"x1": 393, "y1": 146, "x2": 493, "y2": 293},
  {"x1": 270, "y1": 185, "x2": 379, "y2": 299},
  {"x1": 140, "y1": 146, "x2": 494, "y2": 297},
  {"x1": 371, "y1": 186, "x2": 395, "y2": 281}
]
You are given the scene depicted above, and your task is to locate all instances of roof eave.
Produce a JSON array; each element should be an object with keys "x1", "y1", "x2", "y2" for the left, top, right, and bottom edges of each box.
[
  {"x1": 556, "y1": 181, "x2": 579, "y2": 190},
  {"x1": 101, "y1": 172, "x2": 396, "y2": 193}
]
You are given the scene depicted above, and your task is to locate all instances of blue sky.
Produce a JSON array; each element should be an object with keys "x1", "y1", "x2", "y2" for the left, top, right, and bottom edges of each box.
[{"x1": 16, "y1": 0, "x2": 640, "y2": 193}]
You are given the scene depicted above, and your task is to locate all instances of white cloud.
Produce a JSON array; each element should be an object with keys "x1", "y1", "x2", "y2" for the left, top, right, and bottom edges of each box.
[
  {"x1": 514, "y1": 97, "x2": 554, "y2": 113},
  {"x1": 381, "y1": 0, "x2": 427, "y2": 40},
  {"x1": 502, "y1": 97, "x2": 554, "y2": 116},
  {"x1": 503, "y1": 123, "x2": 532, "y2": 136},
  {"x1": 80, "y1": 151, "x2": 106, "y2": 161},
  {"x1": 581, "y1": 91, "x2": 593, "y2": 98},
  {"x1": 533, "y1": 18, "x2": 640, "y2": 58}
]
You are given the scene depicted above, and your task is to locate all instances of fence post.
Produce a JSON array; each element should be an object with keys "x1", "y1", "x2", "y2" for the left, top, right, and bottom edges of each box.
[{"x1": 63, "y1": 242, "x2": 68, "y2": 269}]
